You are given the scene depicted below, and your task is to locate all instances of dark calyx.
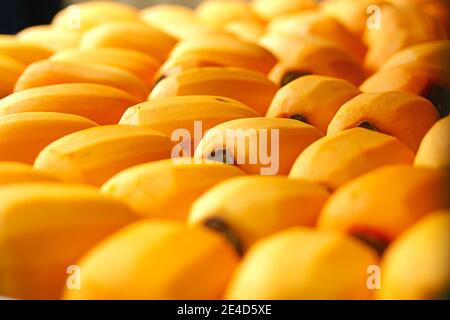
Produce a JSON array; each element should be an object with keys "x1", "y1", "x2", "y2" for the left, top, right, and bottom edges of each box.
[
  {"x1": 289, "y1": 113, "x2": 308, "y2": 124},
  {"x1": 281, "y1": 71, "x2": 310, "y2": 87},
  {"x1": 204, "y1": 217, "x2": 243, "y2": 256},
  {"x1": 152, "y1": 74, "x2": 167, "y2": 89},
  {"x1": 357, "y1": 121, "x2": 378, "y2": 131},
  {"x1": 215, "y1": 97, "x2": 231, "y2": 103},
  {"x1": 207, "y1": 148, "x2": 235, "y2": 165},
  {"x1": 352, "y1": 231, "x2": 389, "y2": 256}
]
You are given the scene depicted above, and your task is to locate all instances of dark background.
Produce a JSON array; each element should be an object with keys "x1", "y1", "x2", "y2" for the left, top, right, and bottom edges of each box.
[
  {"x1": 0, "y1": 0, "x2": 204, "y2": 34},
  {"x1": 0, "y1": 0, "x2": 63, "y2": 34}
]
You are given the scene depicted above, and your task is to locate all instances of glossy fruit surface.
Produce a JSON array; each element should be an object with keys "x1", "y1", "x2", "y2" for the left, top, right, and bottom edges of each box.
[
  {"x1": 225, "y1": 227, "x2": 378, "y2": 299},
  {"x1": 319, "y1": 165, "x2": 450, "y2": 245},
  {"x1": 415, "y1": 116, "x2": 450, "y2": 170},
  {"x1": 378, "y1": 211, "x2": 450, "y2": 300},
  {"x1": 0, "y1": 162, "x2": 59, "y2": 185},
  {"x1": 327, "y1": 91, "x2": 440, "y2": 152},
  {"x1": 266, "y1": 75, "x2": 360, "y2": 133},
  {"x1": 150, "y1": 67, "x2": 278, "y2": 115},
  {"x1": 290, "y1": 128, "x2": 415, "y2": 190},
  {"x1": 194, "y1": 117, "x2": 323, "y2": 175},
  {"x1": 0, "y1": 183, "x2": 138, "y2": 299},
  {"x1": 34, "y1": 125, "x2": 173, "y2": 186},
  {"x1": 0, "y1": 83, "x2": 138, "y2": 125},
  {"x1": 14, "y1": 60, "x2": 149, "y2": 101},
  {"x1": 0, "y1": 112, "x2": 97, "y2": 164},
  {"x1": 102, "y1": 159, "x2": 244, "y2": 220},
  {"x1": 189, "y1": 176, "x2": 330, "y2": 251},
  {"x1": 64, "y1": 221, "x2": 239, "y2": 300}
]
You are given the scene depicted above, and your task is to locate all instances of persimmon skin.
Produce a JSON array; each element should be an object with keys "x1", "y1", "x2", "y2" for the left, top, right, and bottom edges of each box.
[
  {"x1": 327, "y1": 91, "x2": 440, "y2": 152},
  {"x1": 318, "y1": 165, "x2": 450, "y2": 244},
  {"x1": 377, "y1": 211, "x2": 450, "y2": 300},
  {"x1": 415, "y1": 116, "x2": 450, "y2": 170},
  {"x1": 363, "y1": 4, "x2": 446, "y2": 73},
  {"x1": 290, "y1": 128, "x2": 415, "y2": 190},
  {"x1": 267, "y1": 75, "x2": 360, "y2": 133}
]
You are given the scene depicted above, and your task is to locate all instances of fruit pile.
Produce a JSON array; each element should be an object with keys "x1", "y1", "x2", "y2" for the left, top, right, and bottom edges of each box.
[{"x1": 0, "y1": 0, "x2": 449, "y2": 300}]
